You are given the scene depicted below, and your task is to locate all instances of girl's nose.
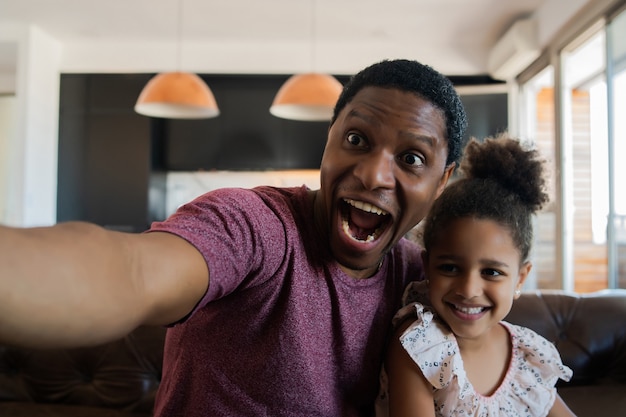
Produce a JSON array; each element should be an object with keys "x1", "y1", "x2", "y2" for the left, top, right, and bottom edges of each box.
[{"x1": 455, "y1": 273, "x2": 483, "y2": 299}]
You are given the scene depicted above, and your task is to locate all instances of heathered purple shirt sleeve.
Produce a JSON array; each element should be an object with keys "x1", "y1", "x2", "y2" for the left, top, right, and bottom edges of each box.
[
  {"x1": 148, "y1": 185, "x2": 424, "y2": 417},
  {"x1": 150, "y1": 186, "x2": 288, "y2": 306}
]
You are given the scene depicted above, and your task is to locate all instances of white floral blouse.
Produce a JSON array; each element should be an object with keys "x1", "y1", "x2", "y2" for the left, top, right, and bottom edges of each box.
[{"x1": 393, "y1": 291, "x2": 573, "y2": 417}]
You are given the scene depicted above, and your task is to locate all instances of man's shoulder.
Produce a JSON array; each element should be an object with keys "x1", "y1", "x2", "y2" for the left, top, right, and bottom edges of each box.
[
  {"x1": 389, "y1": 238, "x2": 425, "y2": 281},
  {"x1": 249, "y1": 184, "x2": 309, "y2": 200},
  {"x1": 202, "y1": 185, "x2": 307, "y2": 211},
  {"x1": 392, "y1": 237, "x2": 423, "y2": 259}
]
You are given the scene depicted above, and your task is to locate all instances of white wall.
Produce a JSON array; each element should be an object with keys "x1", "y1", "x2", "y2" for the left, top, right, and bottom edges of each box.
[
  {"x1": 0, "y1": 24, "x2": 61, "y2": 226},
  {"x1": 0, "y1": 0, "x2": 612, "y2": 225},
  {"x1": 0, "y1": 95, "x2": 16, "y2": 224},
  {"x1": 52, "y1": 0, "x2": 602, "y2": 76},
  {"x1": 0, "y1": 41, "x2": 16, "y2": 94}
]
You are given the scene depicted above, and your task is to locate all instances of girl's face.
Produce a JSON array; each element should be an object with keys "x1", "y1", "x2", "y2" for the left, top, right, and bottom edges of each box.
[{"x1": 423, "y1": 217, "x2": 530, "y2": 346}]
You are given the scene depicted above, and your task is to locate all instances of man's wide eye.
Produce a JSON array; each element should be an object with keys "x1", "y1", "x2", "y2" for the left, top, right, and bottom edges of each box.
[
  {"x1": 347, "y1": 133, "x2": 365, "y2": 147},
  {"x1": 402, "y1": 153, "x2": 424, "y2": 167}
]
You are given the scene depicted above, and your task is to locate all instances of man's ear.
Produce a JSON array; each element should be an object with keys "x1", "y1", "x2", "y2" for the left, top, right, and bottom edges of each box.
[
  {"x1": 515, "y1": 261, "x2": 532, "y2": 299},
  {"x1": 435, "y1": 163, "x2": 455, "y2": 199}
]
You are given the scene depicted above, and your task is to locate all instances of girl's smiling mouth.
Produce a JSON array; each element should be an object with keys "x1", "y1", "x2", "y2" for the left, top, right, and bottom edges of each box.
[{"x1": 447, "y1": 302, "x2": 491, "y2": 319}]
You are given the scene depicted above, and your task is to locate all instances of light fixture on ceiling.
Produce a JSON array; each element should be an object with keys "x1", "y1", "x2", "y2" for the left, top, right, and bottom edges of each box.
[
  {"x1": 270, "y1": 73, "x2": 343, "y2": 121},
  {"x1": 134, "y1": 0, "x2": 219, "y2": 119},
  {"x1": 269, "y1": 0, "x2": 342, "y2": 122},
  {"x1": 135, "y1": 72, "x2": 219, "y2": 119}
]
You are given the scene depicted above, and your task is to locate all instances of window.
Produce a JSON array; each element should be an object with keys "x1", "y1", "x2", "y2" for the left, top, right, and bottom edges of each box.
[
  {"x1": 607, "y1": 7, "x2": 626, "y2": 288},
  {"x1": 562, "y1": 28, "x2": 609, "y2": 292},
  {"x1": 519, "y1": 5, "x2": 626, "y2": 292},
  {"x1": 520, "y1": 67, "x2": 559, "y2": 289}
]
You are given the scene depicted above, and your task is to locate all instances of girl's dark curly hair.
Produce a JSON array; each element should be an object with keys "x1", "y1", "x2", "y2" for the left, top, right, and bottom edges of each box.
[
  {"x1": 330, "y1": 59, "x2": 468, "y2": 168},
  {"x1": 422, "y1": 133, "x2": 548, "y2": 263}
]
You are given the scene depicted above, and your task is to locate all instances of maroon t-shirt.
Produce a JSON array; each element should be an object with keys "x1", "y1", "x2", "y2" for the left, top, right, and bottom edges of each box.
[{"x1": 149, "y1": 185, "x2": 423, "y2": 417}]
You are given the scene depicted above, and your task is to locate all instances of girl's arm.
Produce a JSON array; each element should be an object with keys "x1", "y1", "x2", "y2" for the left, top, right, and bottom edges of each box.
[
  {"x1": 385, "y1": 322, "x2": 436, "y2": 417},
  {"x1": 547, "y1": 393, "x2": 577, "y2": 417}
]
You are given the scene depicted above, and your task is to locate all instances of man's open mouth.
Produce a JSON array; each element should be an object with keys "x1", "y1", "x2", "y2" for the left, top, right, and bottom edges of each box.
[{"x1": 341, "y1": 198, "x2": 390, "y2": 243}]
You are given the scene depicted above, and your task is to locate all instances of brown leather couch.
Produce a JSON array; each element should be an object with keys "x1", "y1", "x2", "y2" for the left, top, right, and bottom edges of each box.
[
  {"x1": 505, "y1": 289, "x2": 626, "y2": 417},
  {"x1": 1, "y1": 289, "x2": 625, "y2": 416},
  {"x1": 0, "y1": 326, "x2": 164, "y2": 416}
]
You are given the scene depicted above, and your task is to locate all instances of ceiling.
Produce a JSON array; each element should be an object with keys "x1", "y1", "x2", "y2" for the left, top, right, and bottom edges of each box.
[{"x1": 1, "y1": 0, "x2": 553, "y2": 77}]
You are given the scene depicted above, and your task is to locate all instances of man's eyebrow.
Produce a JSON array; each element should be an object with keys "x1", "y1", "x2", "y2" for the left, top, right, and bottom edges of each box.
[
  {"x1": 346, "y1": 108, "x2": 438, "y2": 147},
  {"x1": 345, "y1": 108, "x2": 374, "y2": 123},
  {"x1": 403, "y1": 132, "x2": 435, "y2": 147}
]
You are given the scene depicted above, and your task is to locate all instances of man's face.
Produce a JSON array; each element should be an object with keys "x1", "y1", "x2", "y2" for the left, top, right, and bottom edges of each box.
[{"x1": 316, "y1": 86, "x2": 454, "y2": 279}]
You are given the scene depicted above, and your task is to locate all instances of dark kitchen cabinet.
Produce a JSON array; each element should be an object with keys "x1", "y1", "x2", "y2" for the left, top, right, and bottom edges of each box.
[
  {"x1": 56, "y1": 73, "x2": 507, "y2": 233},
  {"x1": 57, "y1": 74, "x2": 157, "y2": 232}
]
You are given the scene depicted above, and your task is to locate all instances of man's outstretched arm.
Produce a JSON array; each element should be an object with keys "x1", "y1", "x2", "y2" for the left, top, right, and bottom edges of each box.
[{"x1": 0, "y1": 221, "x2": 208, "y2": 348}]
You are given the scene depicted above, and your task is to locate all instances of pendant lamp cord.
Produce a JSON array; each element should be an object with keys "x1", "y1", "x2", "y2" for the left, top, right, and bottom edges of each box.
[
  {"x1": 310, "y1": 0, "x2": 316, "y2": 73},
  {"x1": 176, "y1": 0, "x2": 183, "y2": 72}
]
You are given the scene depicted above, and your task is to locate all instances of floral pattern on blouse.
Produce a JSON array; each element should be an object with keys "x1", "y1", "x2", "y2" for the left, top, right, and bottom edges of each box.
[{"x1": 396, "y1": 296, "x2": 573, "y2": 417}]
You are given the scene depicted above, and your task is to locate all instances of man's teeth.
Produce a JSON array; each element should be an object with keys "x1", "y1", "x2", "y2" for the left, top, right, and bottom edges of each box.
[
  {"x1": 341, "y1": 199, "x2": 387, "y2": 242},
  {"x1": 454, "y1": 305, "x2": 485, "y2": 315},
  {"x1": 342, "y1": 219, "x2": 381, "y2": 242},
  {"x1": 344, "y1": 199, "x2": 388, "y2": 215}
]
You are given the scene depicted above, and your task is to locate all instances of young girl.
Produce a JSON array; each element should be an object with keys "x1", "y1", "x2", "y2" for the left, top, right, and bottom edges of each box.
[{"x1": 384, "y1": 135, "x2": 575, "y2": 417}]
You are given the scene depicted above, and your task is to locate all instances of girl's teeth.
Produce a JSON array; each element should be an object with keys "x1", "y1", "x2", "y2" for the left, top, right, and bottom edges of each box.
[{"x1": 454, "y1": 305, "x2": 484, "y2": 314}]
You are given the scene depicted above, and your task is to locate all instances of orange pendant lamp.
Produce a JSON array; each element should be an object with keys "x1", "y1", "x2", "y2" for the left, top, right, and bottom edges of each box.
[
  {"x1": 134, "y1": 0, "x2": 219, "y2": 119},
  {"x1": 270, "y1": 0, "x2": 342, "y2": 122},
  {"x1": 270, "y1": 72, "x2": 343, "y2": 121},
  {"x1": 135, "y1": 72, "x2": 219, "y2": 119}
]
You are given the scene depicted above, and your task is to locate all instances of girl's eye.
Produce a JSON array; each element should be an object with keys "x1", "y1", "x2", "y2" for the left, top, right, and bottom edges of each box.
[
  {"x1": 437, "y1": 263, "x2": 458, "y2": 274},
  {"x1": 482, "y1": 269, "x2": 503, "y2": 279},
  {"x1": 401, "y1": 152, "x2": 425, "y2": 167},
  {"x1": 346, "y1": 132, "x2": 366, "y2": 147}
]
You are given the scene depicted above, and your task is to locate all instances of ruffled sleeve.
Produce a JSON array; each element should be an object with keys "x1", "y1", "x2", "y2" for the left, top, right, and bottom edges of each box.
[
  {"x1": 398, "y1": 303, "x2": 465, "y2": 390},
  {"x1": 392, "y1": 280, "x2": 432, "y2": 328}
]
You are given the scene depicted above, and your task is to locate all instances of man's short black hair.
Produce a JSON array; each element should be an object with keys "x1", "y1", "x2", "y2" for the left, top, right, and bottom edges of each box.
[{"x1": 331, "y1": 59, "x2": 468, "y2": 167}]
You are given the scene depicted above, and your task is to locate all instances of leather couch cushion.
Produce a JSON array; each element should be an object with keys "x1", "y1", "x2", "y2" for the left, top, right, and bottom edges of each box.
[
  {"x1": 559, "y1": 384, "x2": 626, "y2": 416},
  {"x1": 505, "y1": 289, "x2": 626, "y2": 385},
  {"x1": 0, "y1": 326, "x2": 164, "y2": 414}
]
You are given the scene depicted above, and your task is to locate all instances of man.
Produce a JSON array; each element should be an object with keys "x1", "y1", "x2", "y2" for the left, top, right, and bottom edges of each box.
[{"x1": 0, "y1": 59, "x2": 467, "y2": 416}]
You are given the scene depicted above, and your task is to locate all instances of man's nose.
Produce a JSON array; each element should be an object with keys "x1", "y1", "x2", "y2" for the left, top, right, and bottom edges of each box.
[{"x1": 353, "y1": 150, "x2": 396, "y2": 190}]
